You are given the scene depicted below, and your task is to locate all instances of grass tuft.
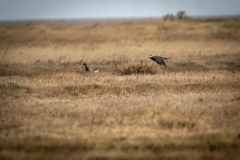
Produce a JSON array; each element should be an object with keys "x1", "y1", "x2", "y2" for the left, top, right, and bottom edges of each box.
[
  {"x1": 0, "y1": 82, "x2": 26, "y2": 89},
  {"x1": 116, "y1": 61, "x2": 157, "y2": 75}
]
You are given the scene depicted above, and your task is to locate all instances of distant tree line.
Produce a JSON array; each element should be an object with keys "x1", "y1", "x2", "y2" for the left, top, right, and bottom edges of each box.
[{"x1": 163, "y1": 11, "x2": 190, "y2": 20}]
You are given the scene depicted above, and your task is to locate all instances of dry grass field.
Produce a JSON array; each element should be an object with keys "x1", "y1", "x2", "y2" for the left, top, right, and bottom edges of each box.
[{"x1": 0, "y1": 18, "x2": 240, "y2": 160}]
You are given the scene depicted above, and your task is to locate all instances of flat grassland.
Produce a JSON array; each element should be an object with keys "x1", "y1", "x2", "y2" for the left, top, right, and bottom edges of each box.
[{"x1": 0, "y1": 19, "x2": 240, "y2": 160}]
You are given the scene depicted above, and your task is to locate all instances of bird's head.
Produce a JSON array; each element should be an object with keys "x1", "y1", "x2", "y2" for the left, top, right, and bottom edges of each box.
[
  {"x1": 149, "y1": 55, "x2": 154, "y2": 59},
  {"x1": 83, "y1": 63, "x2": 86, "y2": 66}
]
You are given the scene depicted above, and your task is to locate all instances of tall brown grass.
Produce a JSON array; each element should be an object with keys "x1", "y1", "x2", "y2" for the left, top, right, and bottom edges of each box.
[{"x1": 0, "y1": 18, "x2": 240, "y2": 160}]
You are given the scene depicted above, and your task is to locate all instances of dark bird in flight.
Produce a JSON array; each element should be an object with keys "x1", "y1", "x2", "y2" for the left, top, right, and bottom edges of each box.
[
  {"x1": 83, "y1": 63, "x2": 99, "y2": 72},
  {"x1": 149, "y1": 55, "x2": 171, "y2": 67}
]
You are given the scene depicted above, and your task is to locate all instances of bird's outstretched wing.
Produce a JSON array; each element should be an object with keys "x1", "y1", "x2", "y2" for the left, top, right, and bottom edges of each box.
[{"x1": 149, "y1": 55, "x2": 170, "y2": 67}]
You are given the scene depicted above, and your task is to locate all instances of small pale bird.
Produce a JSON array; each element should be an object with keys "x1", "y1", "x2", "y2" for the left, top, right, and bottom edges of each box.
[
  {"x1": 83, "y1": 63, "x2": 99, "y2": 72},
  {"x1": 149, "y1": 55, "x2": 171, "y2": 67}
]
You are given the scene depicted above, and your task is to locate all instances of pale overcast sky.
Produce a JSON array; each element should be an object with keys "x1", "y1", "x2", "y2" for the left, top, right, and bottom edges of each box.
[{"x1": 0, "y1": 0, "x2": 239, "y2": 20}]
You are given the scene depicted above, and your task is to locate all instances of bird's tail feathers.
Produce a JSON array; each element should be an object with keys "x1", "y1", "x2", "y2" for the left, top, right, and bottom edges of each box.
[{"x1": 163, "y1": 57, "x2": 171, "y2": 60}]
